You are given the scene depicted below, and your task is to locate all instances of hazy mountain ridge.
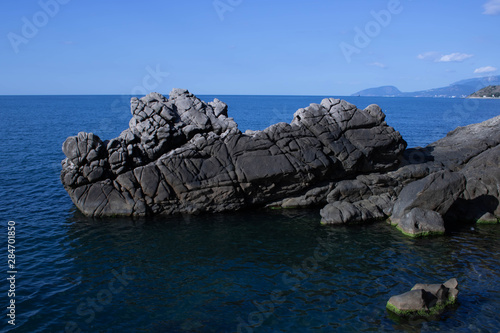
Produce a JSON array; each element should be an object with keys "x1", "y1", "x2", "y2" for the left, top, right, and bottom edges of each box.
[
  {"x1": 353, "y1": 76, "x2": 500, "y2": 98},
  {"x1": 352, "y1": 86, "x2": 402, "y2": 97}
]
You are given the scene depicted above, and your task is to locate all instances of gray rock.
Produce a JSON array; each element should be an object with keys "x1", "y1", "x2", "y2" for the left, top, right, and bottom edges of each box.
[
  {"x1": 443, "y1": 278, "x2": 458, "y2": 289},
  {"x1": 451, "y1": 145, "x2": 500, "y2": 221},
  {"x1": 320, "y1": 114, "x2": 500, "y2": 235},
  {"x1": 387, "y1": 289, "x2": 430, "y2": 312},
  {"x1": 398, "y1": 208, "x2": 445, "y2": 237},
  {"x1": 60, "y1": 89, "x2": 500, "y2": 232},
  {"x1": 320, "y1": 171, "x2": 399, "y2": 224},
  {"x1": 411, "y1": 283, "x2": 451, "y2": 306},
  {"x1": 387, "y1": 279, "x2": 459, "y2": 316},
  {"x1": 320, "y1": 201, "x2": 363, "y2": 225},
  {"x1": 426, "y1": 115, "x2": 500, "y2": 171},
  {"x1": 390, "y1": 170, "x2": 466, "y2": 226},
  {"x1": 320, "y1": 198, "x2": 387, "y2": 224},
  {"x1": 266, "y1": 184, "x2": 332, "y2": 209},
  {"x1": 61, "y1": 90, "x2": 406, "y2": 217}
]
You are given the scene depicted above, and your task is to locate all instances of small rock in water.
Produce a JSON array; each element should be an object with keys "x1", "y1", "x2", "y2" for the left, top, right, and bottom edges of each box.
[{"x1": 387, "y1": 278, "x2": 459, "y2": 317}]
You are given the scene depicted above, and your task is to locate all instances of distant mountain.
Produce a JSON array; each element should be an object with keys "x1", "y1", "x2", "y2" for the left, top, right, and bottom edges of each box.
[
  {"x1": 468, "y1": 85, "x2": 500, "y2": 98},
  {"x1": 352, "y1": 86, "x2": 402, "y2": 97},
  {"x1": 352, "y1": 75, "x2": 500, "y2": 98}
]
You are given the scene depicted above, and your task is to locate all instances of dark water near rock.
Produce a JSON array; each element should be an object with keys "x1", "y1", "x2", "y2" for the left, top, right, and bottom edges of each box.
[{"x1": 0, "y1": 95, "x2": 499, "y2": 332}]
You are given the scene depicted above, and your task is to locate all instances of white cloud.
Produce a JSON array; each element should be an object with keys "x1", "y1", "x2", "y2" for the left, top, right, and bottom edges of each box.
[
  {"x1": 369, "y1": 62, "x2": 387, "y2": 68},
  {"x1": 437, "y1": 52, "x2": 474, "y2": 62},
  {"x1": 417, "y1": 52, "x2": 474, "y2": 63},
  {"x1": 483, "y1": 0, "x2": 500, "y2": 15},
  {"x1": 417, "y1": 51, "x2": 440, "y2": 61},
  {"x1": 474, "y1": 66, "x2": 498, "y2": 73}
]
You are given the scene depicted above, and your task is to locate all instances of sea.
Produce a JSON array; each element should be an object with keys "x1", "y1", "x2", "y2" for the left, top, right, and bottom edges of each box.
[{"x1": 0, "y1": 94, "x2": 499, "y2": 332}]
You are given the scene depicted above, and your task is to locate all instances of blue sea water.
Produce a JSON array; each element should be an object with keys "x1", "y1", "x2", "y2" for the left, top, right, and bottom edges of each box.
[{"x1": 0, "y1": 94, "x2": 499, "y2": 332}]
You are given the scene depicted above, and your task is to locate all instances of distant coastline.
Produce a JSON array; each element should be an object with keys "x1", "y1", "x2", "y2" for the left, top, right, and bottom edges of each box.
[
  {"x1": 467, "y1": 85, "x2": 500, "y2": 99},
  {"x1": 353, "y1": 75, "x2": 500, "y2": 98}
]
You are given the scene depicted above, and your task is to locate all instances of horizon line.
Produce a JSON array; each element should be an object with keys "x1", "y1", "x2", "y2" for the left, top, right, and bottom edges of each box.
[{"x1": 0, "y1": 93, "x2": 356, "y2": 97}]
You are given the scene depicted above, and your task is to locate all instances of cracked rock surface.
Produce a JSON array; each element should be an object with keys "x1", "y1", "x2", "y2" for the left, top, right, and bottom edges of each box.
[
  {"x1": 319, "y1": 114, "x2": 500, "y2": 234},
  {"x1": 61, "y1": 89, "x2": 500, "y2": 235},
  {"x1": 61, "y1": 89, "x2": 405, "y2": 217}
]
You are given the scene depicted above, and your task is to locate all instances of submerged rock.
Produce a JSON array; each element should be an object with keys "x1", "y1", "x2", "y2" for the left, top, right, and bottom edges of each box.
[
  {"x1": 61, "y1": 89, "x2": 405, "y2": 217},
  {"x1": 387, "y1": 278, "x2": 459, "y2": 317}
]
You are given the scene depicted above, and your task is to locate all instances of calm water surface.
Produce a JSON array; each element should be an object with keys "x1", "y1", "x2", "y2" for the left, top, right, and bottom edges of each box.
[{"x1": 0, "y1": 95, "x2": 499, "y2": 332}]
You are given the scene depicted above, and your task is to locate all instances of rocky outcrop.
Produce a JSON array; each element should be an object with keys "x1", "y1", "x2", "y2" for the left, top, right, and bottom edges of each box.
[
  {"x1": 61, "y1": 89, "x2": 406, "y2": 217},
  {"x1": 387, "y1": 278, "x2": 459, "y2": 317},
  {"x1": 61, "y1": 89, "x2": 500, "y2": 235},
  {"x1": 320, "y1": 114, "x2": 500, "y2": 235}
]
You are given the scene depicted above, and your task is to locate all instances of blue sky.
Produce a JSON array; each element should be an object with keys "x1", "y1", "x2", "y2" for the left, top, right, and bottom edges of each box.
[{"x1": 1, "y1": 0, "x2": 499, "y2": 95}]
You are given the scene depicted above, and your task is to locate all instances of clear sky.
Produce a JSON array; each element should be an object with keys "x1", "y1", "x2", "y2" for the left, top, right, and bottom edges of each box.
[{"x1": 1, "y1": 0, "x2": 499, "y2": 95}]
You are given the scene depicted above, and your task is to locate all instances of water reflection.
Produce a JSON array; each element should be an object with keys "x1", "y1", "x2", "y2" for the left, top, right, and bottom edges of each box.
[{"x1": 51, "y1": 209, "x2": 500, "y2": 332}]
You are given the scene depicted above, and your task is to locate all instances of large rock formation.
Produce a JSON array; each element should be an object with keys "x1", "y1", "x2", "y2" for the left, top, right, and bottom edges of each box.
[
  {"x1": 61, "y1": 89, "x2": 500, "y2": 235},
  {"x1": 61, "y1": 89, "x2": 406, "y2": 217},
  {"x1": 320, "y1": 114, "x2": 500, "y2": 235}
]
